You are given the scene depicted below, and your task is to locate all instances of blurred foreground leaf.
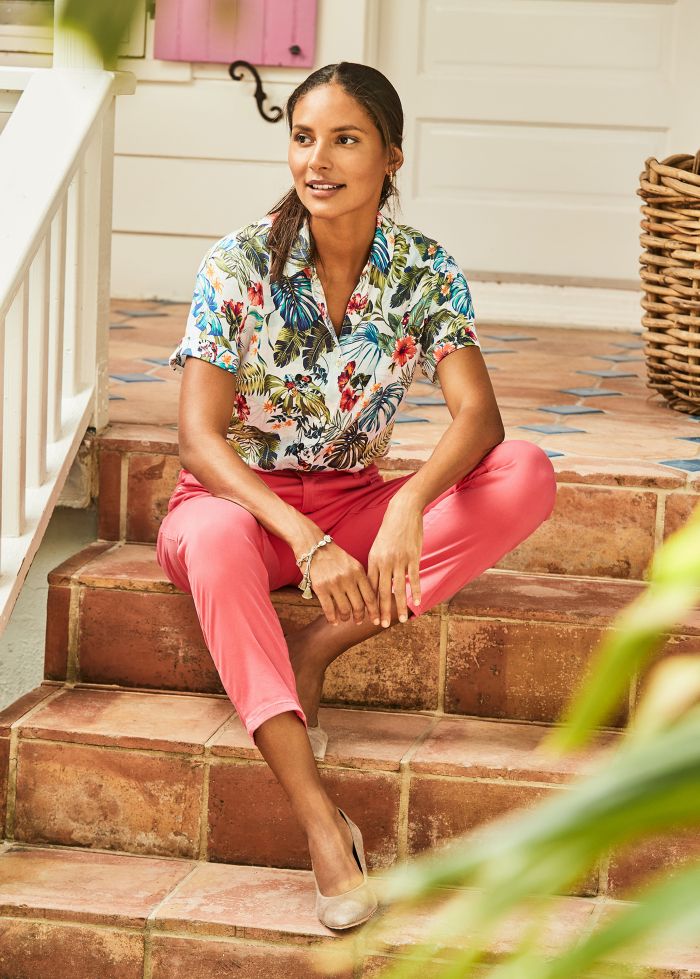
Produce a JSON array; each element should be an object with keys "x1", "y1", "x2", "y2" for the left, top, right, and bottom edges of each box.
[
  {"x1": 546, "y1": 500, "x2": 700, "y2": 752},
  {"x1": 58, "y1": 0, "x2": 142, "y2": 67}
]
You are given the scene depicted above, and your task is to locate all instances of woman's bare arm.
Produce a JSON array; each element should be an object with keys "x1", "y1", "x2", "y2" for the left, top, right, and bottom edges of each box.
[
  {"x1": 178, "y1": 356, "x2": 381, "y2": 627},
  {"x1": 177, "y1": 357, "x2": 325, "y2": 560}
]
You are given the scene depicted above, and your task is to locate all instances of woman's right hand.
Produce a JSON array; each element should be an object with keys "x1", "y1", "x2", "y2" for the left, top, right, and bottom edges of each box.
[{"x1": 302, "y1": 541, "x2": 381, "y2": 627}]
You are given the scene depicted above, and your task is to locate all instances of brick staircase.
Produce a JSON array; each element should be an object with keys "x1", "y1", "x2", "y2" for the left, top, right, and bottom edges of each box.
[{"x1": 1, "y1": 418, "x2": 699, "y2": 977}]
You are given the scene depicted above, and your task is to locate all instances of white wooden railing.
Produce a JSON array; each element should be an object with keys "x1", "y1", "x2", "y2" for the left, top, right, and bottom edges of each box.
[{"x1": 0, "y1": 37, "x2": 134, "y2": 631}]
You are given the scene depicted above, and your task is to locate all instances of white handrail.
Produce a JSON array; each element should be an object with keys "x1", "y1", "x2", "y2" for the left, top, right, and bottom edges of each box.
[{"x1": 0, "y1": 64, "x2": 134, "y2": 633}]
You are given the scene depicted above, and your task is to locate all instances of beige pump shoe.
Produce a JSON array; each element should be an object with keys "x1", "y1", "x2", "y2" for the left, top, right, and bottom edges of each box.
[
  {"x1": 307, "y1": 721, "x2": 328, "y2": 760},
  {"x1": 314, "y1": 807, "x2": 379, "y2": 930}
]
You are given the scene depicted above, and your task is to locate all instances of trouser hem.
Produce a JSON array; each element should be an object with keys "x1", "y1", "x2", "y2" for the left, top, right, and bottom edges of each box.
[{"x1": 246, "y1": 699, "x2": 308, "y2": 743}]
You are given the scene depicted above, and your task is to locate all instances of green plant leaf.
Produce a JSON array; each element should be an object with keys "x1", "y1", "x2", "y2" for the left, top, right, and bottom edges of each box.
[
  {"x1": 545, "y1": 502, "x2": 700, "y2": 751},
  {"x1": 58, "y1": 0, "x2": 143, "y2": 66}
]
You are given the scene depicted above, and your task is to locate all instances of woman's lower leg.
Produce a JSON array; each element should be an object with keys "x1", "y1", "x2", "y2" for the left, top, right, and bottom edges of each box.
[
  {"x1": 287, "y1": 592, "x2": 414, "y2": 724},
  {"x1": 252, "y1": 711, "x2": 364, "y2": 896}
]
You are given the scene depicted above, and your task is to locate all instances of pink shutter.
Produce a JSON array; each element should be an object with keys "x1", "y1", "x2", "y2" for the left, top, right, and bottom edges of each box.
[{"x1": 154, "y1": 0, "x2": 317, "y2": 67}]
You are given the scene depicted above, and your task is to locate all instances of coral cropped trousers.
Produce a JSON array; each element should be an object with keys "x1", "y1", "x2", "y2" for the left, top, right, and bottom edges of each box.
[{"x1": 156, "y1": 439, "x2": 557, "y2": 746}]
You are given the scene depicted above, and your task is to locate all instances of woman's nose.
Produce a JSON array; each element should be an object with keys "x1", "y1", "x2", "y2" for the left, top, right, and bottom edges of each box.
[{"x1": 308, "y1": 140, "x2": 331, "y2": 168}]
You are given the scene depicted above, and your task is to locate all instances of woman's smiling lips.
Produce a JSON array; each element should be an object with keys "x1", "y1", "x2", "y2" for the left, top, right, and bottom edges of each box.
[{"x1": 306, "y1": 181, "x2": 345, "y2": 197}]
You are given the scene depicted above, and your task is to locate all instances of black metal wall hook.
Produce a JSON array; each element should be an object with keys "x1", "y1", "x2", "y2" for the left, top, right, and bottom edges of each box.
[{"x1": 228, "y1": 59, "x2": 283, "y2": 123}]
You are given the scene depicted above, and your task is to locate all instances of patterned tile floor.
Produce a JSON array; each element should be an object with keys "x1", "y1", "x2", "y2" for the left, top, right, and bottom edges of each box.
[{"x1": 108, "y1": 298, "x2": 700, "y2": 488}]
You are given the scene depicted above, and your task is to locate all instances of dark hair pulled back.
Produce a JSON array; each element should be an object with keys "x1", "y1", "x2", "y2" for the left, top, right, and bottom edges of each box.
[{"x1": 266, "y1": 61, "x2": 404, "y2": 283}]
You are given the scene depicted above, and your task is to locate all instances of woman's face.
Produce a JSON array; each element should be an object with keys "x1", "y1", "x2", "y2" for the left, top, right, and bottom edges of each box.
[{"x1": 288, "y1": 82, "x2": 400, "y2": 222}]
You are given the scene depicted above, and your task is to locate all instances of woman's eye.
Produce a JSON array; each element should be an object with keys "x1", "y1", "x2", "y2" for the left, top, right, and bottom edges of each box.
[{"x1": 293, "y1": 134, "x2": 357, "y2": 145}]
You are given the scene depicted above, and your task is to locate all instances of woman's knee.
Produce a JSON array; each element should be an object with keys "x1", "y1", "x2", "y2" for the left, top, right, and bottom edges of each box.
[
  {"x1": 168, "y1": 497, "x2": 265, "y2": 571},
  {"x1": 493, "y1": 439, "x2": 558, "y2": 518}
]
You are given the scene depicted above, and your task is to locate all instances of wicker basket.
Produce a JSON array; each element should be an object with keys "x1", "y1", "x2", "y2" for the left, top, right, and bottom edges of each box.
[{"x1": 638, "y1": 150, "x2": 700, "y2": 416}]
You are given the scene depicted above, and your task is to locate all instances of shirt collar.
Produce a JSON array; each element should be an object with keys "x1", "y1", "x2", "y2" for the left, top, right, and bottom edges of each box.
[{"x1": 283, "y1": 207, "x2": 396, "y2": 278}]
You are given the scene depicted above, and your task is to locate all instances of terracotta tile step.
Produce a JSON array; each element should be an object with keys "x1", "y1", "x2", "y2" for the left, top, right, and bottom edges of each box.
[
  {"x1": 95, "y1": 422, "x2": 699, "y2": 580},
  {"x1": 2, "y1": 683, "x2": 699, "y2": 902},
  {"x1": 45, "y1": 542, "x2": 699, "y2": 726},
  {"x1": 1, "y1": 843, "x2": 699, "y2": 979}
]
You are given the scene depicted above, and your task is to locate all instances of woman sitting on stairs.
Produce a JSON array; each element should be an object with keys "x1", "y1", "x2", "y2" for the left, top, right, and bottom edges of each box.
[{"x1": 155, "y1": 60, "x2": 557, "y2": 932}]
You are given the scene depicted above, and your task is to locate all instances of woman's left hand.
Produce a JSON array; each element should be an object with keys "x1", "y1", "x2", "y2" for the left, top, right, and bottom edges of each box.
[{"x1": 367, "y1": 499, "x2": 423, "y2": 627}]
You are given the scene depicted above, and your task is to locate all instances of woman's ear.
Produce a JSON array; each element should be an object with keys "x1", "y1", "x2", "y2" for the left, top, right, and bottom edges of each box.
[{"x1": 389, "y1": 147, "x2": 404, "y2": 175}]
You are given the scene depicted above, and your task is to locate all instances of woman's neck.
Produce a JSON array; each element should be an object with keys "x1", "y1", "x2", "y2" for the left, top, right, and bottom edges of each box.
[{"x1": 309, "y1": 206, "x2": 377, "y2": 282}]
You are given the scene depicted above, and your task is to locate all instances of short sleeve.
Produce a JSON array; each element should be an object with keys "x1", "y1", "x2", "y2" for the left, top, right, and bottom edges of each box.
[
  {"x1": 168, "y1": 237, "x2": 251, "y2": 375},
  {"x1": 418, "y1": 250, "x2": 480, "y2": 385}
]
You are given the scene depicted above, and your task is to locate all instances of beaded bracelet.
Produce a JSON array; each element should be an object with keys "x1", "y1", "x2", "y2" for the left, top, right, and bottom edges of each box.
[{"x1": 295, "y1": 533, "x2": 333, "y2": 600}]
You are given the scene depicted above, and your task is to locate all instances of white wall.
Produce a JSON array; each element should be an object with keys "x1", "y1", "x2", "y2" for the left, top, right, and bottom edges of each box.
[{"x1": 110, "y1": 0, "x2": 380, "y2": 299}]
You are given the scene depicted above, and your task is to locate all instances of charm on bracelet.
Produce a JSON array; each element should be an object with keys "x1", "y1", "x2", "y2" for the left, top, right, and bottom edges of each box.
[{"x1": 296, "y1": 534, "x2": 333, "y2": 599}]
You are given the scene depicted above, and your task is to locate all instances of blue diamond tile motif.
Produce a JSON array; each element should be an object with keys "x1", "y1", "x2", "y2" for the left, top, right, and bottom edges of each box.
[
  {"x1": 543, "y1": 449, "x2": 565, "y2": 458},
  {"x1": 688, "y1": 415, "x2": 700, "y2": 423},
  {"x1": 658, "y1": 458, "x2": 700, "y2": 473},
  {"x1": 142, "y1": 357, "x2": 171, "y2": 367},
  {"x1": 480, "y1": 347, "x2": 517, "y2": 354},
  {"x1": 391, "y1": 441, "x2": 403, "y2": 446},
  {"x1": 677, "y1": 436, "x2": 700, "y2": 443},
  {"x1": 576, "y1": 369, "x2": 636, "y2": 378},
  {"x1": 114, "y1": 309, "x2": 168, "y2": 318},
  {"x1": 108, "y1": 395, "x2": 126, "y2": 401},
  {"x1": 109, "y1": 323, "x2": 136, "y2": 330},
  {"x1": 110, "y1": 373, "x2": 165, "y2": 383},
  {"x1": 559, "y1": 388, "x2": 623, "y2": 398},
  {"x1": 538, "y1": 405, "x2": 604, "y2": 415},
  {"x1": 482, "y1": 334, "x2": 538, "y2": 342},
  {"x1": 405, "y1": 397, "x2": 446, "y2": 406},
  {"x1": 593, "y1": 354, "x2": 644, "y2": 362},
  {"x1": 518, "y1": 424, "x2": 587, "y2": 434},
  {"x1": 395, "y1": 416, "x2": 430, "y2": 424}
]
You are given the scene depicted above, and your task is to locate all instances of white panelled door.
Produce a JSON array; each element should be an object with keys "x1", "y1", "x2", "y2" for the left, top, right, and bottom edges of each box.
[{"x1": 377, "y1": 0, "x2": 700, "y2": 286}]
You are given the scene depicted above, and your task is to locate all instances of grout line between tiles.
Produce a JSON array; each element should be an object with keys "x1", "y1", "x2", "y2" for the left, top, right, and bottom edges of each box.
[
  {"x1": 628, "y1": 669, "x2": 639, "y2": 721},
  {"x1": 0, "y1": 912, "x2": 144, "y2": 935},
  {"x1": 13, "y1": 735, "x2": 224, "y2": 762},
  {"x1": 65, "y1": 582, "x2": 82, "y2": 684},
  {"x1": 143, "y1": 920, "x2": 340, "y2": 950},
  {"x1": 143, "y1": 859, "x2": 202, "y2": 979},
  {"x1": 119, "y1": 450, "x2": 129, "y2": 540},
  {"x1": 198, "y1": 712, "x2": 238, "y2": 861},
  {"x1": 599, "y1": 848, "x2": 611, "y2": 897},
  {"x1": 437, "y1": 604, "x2": 448, "y2": 713},
  {"x1": 67, "y1": 681, "x2": 231, "y2": 700},
  {"x1": 395, "y1": 714, "x2": 444, "y2": 862},
  {"x1": 653, "y1": 487, "x2": 668, "y2": 555}
]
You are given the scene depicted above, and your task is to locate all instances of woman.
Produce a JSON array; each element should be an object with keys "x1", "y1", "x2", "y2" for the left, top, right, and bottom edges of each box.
[{"x1": 156, "y1": 61, "x2": 557, "y2": 930}]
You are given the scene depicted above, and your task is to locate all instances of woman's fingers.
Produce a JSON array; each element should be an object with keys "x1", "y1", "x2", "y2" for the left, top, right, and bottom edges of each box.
[
  {"x1": 408, "y1": 559, "x2": 421, "y2": 608},
  {"x1": 377, "y1": 565, "x2": 394, "y2": 628},
  {"x1": 316, "y1": 589, "x2": 339, "y2": 626},
  {"x1": 393, "y1": 564, "x2": 410, "y2": 623},
  {"x1": 344, "y1": 580, "x2": 371, "y2": 624},
  {"x1": 361, "y1": 579, "x2": 381, "y2": 625}
]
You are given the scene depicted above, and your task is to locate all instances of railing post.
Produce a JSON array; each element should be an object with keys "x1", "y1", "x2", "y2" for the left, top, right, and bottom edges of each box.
[
  {"x1": 2, "y1": 284, "x2": 29, "y2": 538},
  {"x1": 92, "y1": 101, "x2": 115, "y2": 434},
  {"x1": 47, "y1": 202, "x2": 67, "y2": 444},
  {"x1": 26, "y1": 237, "x2": 50, "y2": 488}
]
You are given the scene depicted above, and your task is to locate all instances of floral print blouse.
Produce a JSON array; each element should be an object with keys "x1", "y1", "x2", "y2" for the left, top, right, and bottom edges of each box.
[{"x1": 169, "y1": 208, "x2": 480, "y2": 472}]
